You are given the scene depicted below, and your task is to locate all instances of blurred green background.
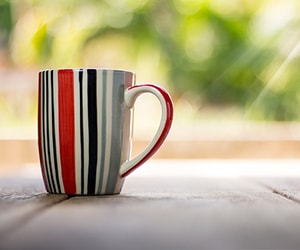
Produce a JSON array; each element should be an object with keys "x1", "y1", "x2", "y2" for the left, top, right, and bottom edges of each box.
[{"x1": 1, "y1": 0, "x2": 300, "y2": 136}]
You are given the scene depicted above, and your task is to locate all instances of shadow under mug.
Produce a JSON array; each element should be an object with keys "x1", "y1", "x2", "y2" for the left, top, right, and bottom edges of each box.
[{"x1": 38, "y1": 68, "x2": 173, "y2": 195}]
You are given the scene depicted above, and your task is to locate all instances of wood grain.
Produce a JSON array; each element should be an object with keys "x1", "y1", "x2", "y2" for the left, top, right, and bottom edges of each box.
[
  {"x1": 1, "y1": 175, "x2": 300, "y2": 250},
  {"x1": 256, "y1": 177, "x2": 300, "y2": 203},
  {"x1": 0, "y1": 177, "x2": 68, "y2": 239},
  {"x1": 1, "y1": 160, "x2": 300, "y2": 249}
]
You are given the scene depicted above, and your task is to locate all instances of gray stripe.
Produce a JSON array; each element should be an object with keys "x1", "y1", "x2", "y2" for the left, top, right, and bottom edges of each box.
[
  {"x1": 97, "y1": 70, "x2": 107, "y2": 194},
  {"x1": 101, "y1": 70, "x2": 113, "y2": 193},
  {"x1": 82, "y1": 70, "x2": 89, "y2": 194},
  {"x1": 106, "y1": 71, "x2": 124, "y2": 194}
]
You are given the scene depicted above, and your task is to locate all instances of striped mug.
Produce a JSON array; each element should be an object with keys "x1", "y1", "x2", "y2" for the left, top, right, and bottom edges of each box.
[{"x1": 38, "y1": 68, "x2": 173, "y2": 195}]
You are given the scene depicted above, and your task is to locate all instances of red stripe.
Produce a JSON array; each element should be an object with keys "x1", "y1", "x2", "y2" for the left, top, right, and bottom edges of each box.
[
  {"x1": 58, "y1": 69, "x2": 76, "y2": 194},
  {"x1": 38, "y1": 72, "x2": 49, "y2": 192}
]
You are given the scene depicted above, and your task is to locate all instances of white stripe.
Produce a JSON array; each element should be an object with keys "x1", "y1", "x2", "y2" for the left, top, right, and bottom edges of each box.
[
  {"x1": 82, "y1": 70, "x2": 89, "y2": 195},
  {"x1": 74, "y1": 70, "x2": 81, "y2": 194},
  {"x1": 53, "y1": 70, "x2": 64, "y2": 193},
  {"x1": 101, "y1": 71, "x2": 113, "y2": 194},
  {"x1": 95, "y1": 70, "x2": 103, "y2": 194}
]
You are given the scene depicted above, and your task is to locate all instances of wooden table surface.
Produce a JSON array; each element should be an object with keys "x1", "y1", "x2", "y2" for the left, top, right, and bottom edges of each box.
[{"x1": 1, "y1": 159, "x2": 300, "y2": 250}]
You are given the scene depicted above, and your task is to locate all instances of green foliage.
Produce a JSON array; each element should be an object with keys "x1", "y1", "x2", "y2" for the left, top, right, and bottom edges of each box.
[
  {"x1": 0, "y1": 0, "x2": 12, "y2": 46},
  {"x1": 3, "y1": 0, "x2": 300, "y2": 121}
]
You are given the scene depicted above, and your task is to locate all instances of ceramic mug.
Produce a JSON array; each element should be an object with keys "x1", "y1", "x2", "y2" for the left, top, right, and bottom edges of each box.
[{"x1": 38, "y1": 68, "x2": 173, "y2": 195}]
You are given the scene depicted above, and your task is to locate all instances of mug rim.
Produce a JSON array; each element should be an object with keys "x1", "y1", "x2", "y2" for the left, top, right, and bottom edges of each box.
[{"x1": 39, "y1": 68, "x2": 134, "y2": 74}]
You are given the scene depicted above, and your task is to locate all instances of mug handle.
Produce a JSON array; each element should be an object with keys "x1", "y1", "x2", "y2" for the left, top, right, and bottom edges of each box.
[{"x1": 119, "y1": 84, "x2": 174, "y2": 177}]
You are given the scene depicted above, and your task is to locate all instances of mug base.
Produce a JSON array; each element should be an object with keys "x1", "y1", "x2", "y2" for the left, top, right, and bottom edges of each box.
[{"x1": 46, "y1": 191, "x2": 121, "y2": 196}]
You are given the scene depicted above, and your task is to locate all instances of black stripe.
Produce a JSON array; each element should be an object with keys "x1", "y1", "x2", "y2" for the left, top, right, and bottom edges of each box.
[
  {"x1": 79, "y1": 70, "x2": 85, "y2": 193},
  {"x1": 45, "y1": 71, "x2": 55, "y2": 193},
  {"x1": 87, "y1": 69, "x2": 98, "y2": 195},
  {"x1": 50, "y1": 70, "x2": 61, "y2": 193}
]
